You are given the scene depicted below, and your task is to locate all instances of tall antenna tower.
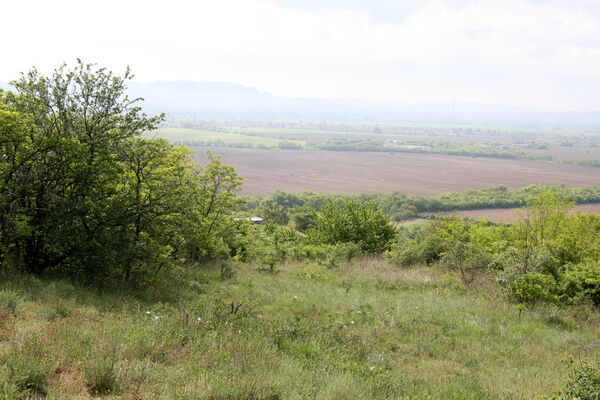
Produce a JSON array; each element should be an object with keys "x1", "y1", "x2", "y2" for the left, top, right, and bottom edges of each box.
[{"x1": 452, "y1": 98, "x2": 456, "y2": 120}]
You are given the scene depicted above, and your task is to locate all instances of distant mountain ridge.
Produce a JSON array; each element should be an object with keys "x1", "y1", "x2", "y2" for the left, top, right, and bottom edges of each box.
[
  {"x1": 99, "y1": 81, "x2": 600, "y2": 127},
  {"x1": 3, "y1": 80, "x2": 600, "y2": 127}
]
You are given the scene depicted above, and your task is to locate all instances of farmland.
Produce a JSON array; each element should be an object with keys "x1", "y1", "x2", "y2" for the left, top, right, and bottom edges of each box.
[
  {"x1": 191, "y1": 146, "x2": 600, "y2": 196},
  {"x1": 152, "y1": 128, "x2": 290, "y2": 148},
  {"x1": 447, "y1": 202, "x2": 600, "y2": 223}
]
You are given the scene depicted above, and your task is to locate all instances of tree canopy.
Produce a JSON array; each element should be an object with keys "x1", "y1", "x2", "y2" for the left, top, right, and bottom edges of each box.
[{"x1": 0, "y1": 61, "x2": 243, "y2": 281}]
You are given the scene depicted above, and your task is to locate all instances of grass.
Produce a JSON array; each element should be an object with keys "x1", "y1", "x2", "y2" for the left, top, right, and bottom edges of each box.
[
  {"x1": 0, "y1": 260, "x2": 599, "y2": 398},
  {"x1": 151, "y1": 128, "x2": 302, "y2": 148},
  {"x1": 226, "y1": 126, "x2": 380, "y2": 137}
]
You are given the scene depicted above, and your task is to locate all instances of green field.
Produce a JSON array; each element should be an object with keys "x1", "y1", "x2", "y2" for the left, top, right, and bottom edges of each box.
[
  {"x1": 2, "y1": 260, "x2": 598, "y2": 399},
  {"x1": 225, "y1": 126, "x2": 380, "y2": 137},
  {"x1": 153, "y1": 128, "x2": 297, "y2": 148}
]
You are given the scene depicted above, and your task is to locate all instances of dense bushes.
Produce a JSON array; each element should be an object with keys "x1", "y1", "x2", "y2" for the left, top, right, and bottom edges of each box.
[
  {"x1": 550, "y1": 360, "x2": 600, "y2": 400},
  {"x1": 0, "y1": 62, "x2": 243, "y2": 281},
  {"x1": 245, "y1": 184, "x2": 600, "y2": 223},
  {"x1": 310, "y1": 199, "x2": 395, "y2": 254},
  {"x1": 388, "y1": 189, "x2": 600, "y2": 307}
]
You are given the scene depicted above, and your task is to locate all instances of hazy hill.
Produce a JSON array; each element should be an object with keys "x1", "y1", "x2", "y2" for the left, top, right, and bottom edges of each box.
[
  {"x1": 3, "y1": 80, "x2": 600, "y2": 127},
  {"x1": 127, "y1": 81, "x2": 600, "y2": 127}
]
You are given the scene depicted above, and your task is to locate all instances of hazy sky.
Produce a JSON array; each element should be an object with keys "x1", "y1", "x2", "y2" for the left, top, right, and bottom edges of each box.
[{"x1": 4, "y1": 0, "x2": 600, "y2": 111}]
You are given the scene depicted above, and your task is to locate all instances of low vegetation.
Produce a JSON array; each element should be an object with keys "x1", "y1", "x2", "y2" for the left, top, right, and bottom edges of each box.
[
  {"x1": 1, "y1": 62, "x2": 599, "y2": 399},
  {"x1": 2, "y1": 260, "x2": 600, "y2": 399},
  {"x1": 245, "y1": 184, "x2": 600, "y2": 222}
]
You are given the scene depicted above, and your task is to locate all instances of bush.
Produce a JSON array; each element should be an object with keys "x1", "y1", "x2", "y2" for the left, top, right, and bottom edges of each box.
[
  {"x1": 550, "y1": 360, "x2": 600, "y2": 399},
  {"x1": 83, "y1": 345, "x2": 121, "y2": 395},
  {"x1": 384, "y1": 240, "x2": 425, "y2": 266},
  {"x1": 311, "y1": 199, "x2": 395, "y2": 254},
  {"x1": 0, "y1": 289, "x2": 21, "y2": 316},
  {"x1": 36, "y1": 307, "x2": 60, "y2": 321},
  {"x1": 6, "y1": 355, "x2": 46, "y2": 394},
  {"x1": 510, "y1": 273, "x2": 557, "y2": 312},
  {"x1": 562, "y1": 261, "x2": 600, "y2": 306}
]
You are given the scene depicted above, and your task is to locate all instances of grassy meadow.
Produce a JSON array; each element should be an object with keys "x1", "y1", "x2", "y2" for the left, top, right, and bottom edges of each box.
[
  {"x1": 153, "y1": 128, "x2": 292, "y2": 148},
  {"x1": 2, "y1": 259, "x2": 599, "y2": 399}
]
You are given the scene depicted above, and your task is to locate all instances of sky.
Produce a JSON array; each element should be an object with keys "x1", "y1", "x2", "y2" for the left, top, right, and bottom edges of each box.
[{"x1": 3, "y1": 0, "x2": 600, "y2": 111}]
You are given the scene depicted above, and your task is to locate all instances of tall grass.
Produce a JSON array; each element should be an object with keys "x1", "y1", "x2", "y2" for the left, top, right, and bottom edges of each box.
[{"x1": 0, "y1": 259, "x2": 598, "y2": 398}]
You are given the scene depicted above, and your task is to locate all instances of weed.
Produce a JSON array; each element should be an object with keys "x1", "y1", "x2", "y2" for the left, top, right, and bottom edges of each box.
[
  {"x1": 36, "y1": 307, "x2": 59, "y2": 321},
  {"x1": 6, "y1": 355, "x2": 47, "y2": 395},
  {"x1": 0, "y1": 289, "x2": 21, "y2": 316},
  {"x1": 83, "y1": 344, "x2": 121, "y2": 395}
]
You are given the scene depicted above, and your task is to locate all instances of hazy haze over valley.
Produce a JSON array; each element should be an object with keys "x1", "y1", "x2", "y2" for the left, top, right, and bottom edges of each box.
[{"x1": 3, "y1": 0, "x2": 600, "y2": 114}]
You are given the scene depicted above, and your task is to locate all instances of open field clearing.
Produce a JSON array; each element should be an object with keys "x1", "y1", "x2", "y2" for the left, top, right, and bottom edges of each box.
[
  {"x1": 524, "y1": 145, "x2": 600, "y2": 161},
  {"x1": 153, "y1": 128, "x2": 288, "y2": 148},
  {"x1": 3, "y1": 261, "x2": 599, "y2": 399},
  {"x1": 445, "y1": 203, "x2": 600, "y2": 222},
  {"x1": 191, "y1": 146, "x2": 600, "y2": 196}
]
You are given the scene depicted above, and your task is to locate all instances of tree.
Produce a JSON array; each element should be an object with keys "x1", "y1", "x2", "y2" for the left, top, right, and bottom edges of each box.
[
  {"x1": 1, "y1": 61, "x2": 166, "y2": 276},
  {"x1": 183, "y1": 152, "x2": 244, "y2": 262},
  {"x1": 512, "y1": 189, "x2": 572, "y2": 275},
  {"x1": 0, "y1": 62, "x2": 248, "y2": 280},
  {"x1": 311, "y1": 199, "x2": 395, "y2": 254}
]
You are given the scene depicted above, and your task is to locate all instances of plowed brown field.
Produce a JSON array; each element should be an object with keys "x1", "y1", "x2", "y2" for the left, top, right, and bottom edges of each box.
[
  {"x1": 449, "y1": 203, "x2": 600, "y2": 222},
  {"x1": 191, "y1": 147, "x2": 600, "y2": 196}
]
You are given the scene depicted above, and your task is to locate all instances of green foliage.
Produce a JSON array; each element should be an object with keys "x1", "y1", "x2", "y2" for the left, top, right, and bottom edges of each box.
[
  {"x1": 247, "y1": 184, "x2": 600, "y2": 225},
  {"x1": 562, "y1": 261, "x2": 600, "y2": 306},
  {"x1": 0, "y1": 289, "x2": 21, "y2": 316},
  {"x1": 5, "y1": 355, "x2": 47, "y2": 395},
  {"x1": 289, "y1": 204, "x2": 317, "y2": 232},
  {"x1": 0, "y1": 62, "x2": 244, "y2": 281},
  {"x1": 83, "y1": 344, "x2": 121, "y2": 395},
  {"x1": 183, "y1": 151, "x2": 244, "y2": 262},
  {"x1": 311, "y1": 199, "x2": 395, "y2": 254},
  {"x1": 388, "y1": 189, "x2": 600, "y2": 307},
  {"x1": 36, "y1": 306, "x2": 60, "y2": 321},
  {"x1": 551, "y1": 360, "x2": 600, "y2": 400},
  {"x1": 510, "y1": 273, "x2": 558, "y2": 311}
]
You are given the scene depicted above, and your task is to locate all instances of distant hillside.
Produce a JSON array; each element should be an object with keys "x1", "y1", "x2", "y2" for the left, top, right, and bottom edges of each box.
[
  {"x1": 127, "y1": 81, "x2": 600, "y2": 127},
  {"x1": 3, "y1": 80, "x2": 600, "y2": 127}
]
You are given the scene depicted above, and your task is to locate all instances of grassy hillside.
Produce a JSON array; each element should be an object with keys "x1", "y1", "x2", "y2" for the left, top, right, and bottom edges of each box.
[{"x1": 2, "y1": 259, "x2": 599, "y2": 399}]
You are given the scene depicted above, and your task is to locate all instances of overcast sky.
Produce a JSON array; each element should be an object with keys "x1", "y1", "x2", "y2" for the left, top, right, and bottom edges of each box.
[{"x1": 4, "y1": 0, "x2": 600, "y2": 111}]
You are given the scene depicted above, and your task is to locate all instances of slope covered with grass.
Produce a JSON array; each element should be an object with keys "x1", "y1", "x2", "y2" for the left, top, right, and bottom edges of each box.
[{"x1": 2, "y1": 259, "x2": 599, "y2": 399}]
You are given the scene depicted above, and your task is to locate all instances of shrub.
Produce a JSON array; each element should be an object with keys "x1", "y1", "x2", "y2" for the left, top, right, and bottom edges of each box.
[
  {"x1": 550, "y1": 360, "x2": 600, "y2": 399},
  {"x1": 562, "y1": 261, "x2": 600, "y2": 306},
  {"x1": 384, "y1": 241, "x2": 425, "y2": 266},
  {"x1": 83, "y1": 345, "x2": 121, "y2": 395},
  {"x1": 311, "y1": 199, "x2": 395, "y2": 254},
  {"x1": 36, "y1": 307, "x2": 59, "y2": 321},
  {"x1": 510, "y1": 273, "x2": 557, "y2": 314},
  {"x1": 6, "y1": 355, "x2": 47, "y2": 394},
  {"x1": 0, "y1": 289, "x2": 21, "y2": 316}
]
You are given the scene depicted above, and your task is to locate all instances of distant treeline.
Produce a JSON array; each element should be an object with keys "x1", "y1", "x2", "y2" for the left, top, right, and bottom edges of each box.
[
  {"x1": 172, "y1": 136, "x2": 600, "y2": 167},
  {"x1": 244, "y1": 184, "x2": 600, "y2": 223},
  {"x1": 306, "y1": 139, "x2": 555, "y2": 161}
]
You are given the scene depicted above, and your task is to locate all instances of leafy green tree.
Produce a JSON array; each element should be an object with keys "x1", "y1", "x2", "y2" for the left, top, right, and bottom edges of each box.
[
  {"x1": 289, "y1": 205, "x2": 317, "y2": 232},
  {"x1": 2, "y1": 61, "x2": 164, "y2": 276},
  {"x1": 0, "y1": 62, "x2": 245, "y2": 281},
  {"x1": 311, "y1": 199, "x2": 395, "y2": 253},
  {"x1": 183, "y1": 152, "x2": 244, "y2": 262},
  {"x1": 511, "y1": 189, "x2": 572, "y2": 275}
]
